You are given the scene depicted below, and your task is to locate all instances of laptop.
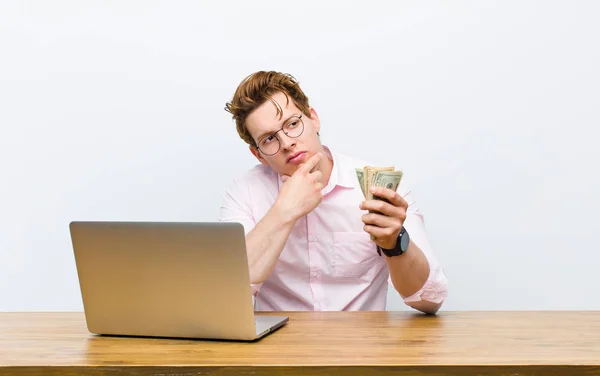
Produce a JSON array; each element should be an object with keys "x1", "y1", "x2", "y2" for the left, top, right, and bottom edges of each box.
[{"x1": 69, "y1": 221, "x2": 288, "y2": 341}]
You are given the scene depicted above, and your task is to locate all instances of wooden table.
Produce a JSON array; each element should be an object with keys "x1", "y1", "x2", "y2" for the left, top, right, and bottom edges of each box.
[{"x1": 1, "y1": 311, "x2": 599, "y2": 375}]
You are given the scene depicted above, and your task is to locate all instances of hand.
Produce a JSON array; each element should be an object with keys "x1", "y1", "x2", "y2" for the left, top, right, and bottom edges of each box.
[
  {"x1": 275, "y1": 152, "x2": 324, "y2": 222},
  {"x1": 359, "y1": 185, "x2": 408, "y2": 250}
]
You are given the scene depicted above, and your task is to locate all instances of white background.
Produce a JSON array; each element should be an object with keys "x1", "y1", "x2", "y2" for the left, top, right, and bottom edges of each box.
[{"x1": 1, "y1": 1, "x2": 599, "y2": 311}]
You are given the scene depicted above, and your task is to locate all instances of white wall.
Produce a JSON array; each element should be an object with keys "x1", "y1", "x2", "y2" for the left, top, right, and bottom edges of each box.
[{"x1": 1, "y1": 1, "x2": 599, "y2": 312}]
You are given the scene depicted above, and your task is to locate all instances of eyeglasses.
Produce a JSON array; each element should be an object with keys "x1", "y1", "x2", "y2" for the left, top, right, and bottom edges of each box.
[{"x1": 255, "y1": 114, "x2": 305, "y2": 156}]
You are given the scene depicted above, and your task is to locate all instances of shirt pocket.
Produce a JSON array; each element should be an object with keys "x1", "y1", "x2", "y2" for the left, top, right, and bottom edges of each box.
[{"x1": 332, "y1": 232, "x2": 379, "y2": 278}]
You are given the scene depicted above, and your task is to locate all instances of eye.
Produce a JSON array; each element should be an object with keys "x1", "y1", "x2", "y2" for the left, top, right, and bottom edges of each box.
[
  {"x1": 262, "y1": 135, "x2": 276, "y2": 144},
  {"x1": 286, "y1": 120, "x2": 300, "y2": 129}
]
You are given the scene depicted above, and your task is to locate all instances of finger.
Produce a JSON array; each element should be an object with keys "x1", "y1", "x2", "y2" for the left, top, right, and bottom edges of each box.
[
  {"x1": 300, "y1": 152, "x2": 322, "y2": 173},
  {"x1": 361, "y1": 200, "x2": 405, "y2": 219},
  {"x1": 361, "y1": 212, "x2": 398, "y2": 228},
  {"x1": 369, "y1": 186, "x2": 406, "y2": 208},
  {"x1": 310, "y1": 170, "x2": 323, "y2": 183},
  {"x1": 363, "y1": 224, "x2": 396, "y2": 239},
  {"x1": 281, "y1": 174, "x2": 290, "y2": 182}
]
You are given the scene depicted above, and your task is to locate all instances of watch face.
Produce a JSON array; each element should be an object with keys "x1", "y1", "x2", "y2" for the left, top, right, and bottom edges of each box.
[{"x1": 400, "y1": 231, "x2": 410, "y2": 251}]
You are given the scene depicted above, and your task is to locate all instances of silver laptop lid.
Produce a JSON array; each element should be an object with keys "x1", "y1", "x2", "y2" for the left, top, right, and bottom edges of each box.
[{"x1": 70, "y1": 221, "x2": 258, "y2": 340}]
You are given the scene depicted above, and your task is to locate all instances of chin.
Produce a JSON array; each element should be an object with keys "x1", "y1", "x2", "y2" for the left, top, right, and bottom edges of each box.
[{"x1": 284, "y1": 165, "x2": 300, "y2": 176}]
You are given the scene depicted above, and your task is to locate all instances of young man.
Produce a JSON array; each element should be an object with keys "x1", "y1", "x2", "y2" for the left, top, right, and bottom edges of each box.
[{"x1": 220, "y1": 71, "x2": 448, "y2": 314}]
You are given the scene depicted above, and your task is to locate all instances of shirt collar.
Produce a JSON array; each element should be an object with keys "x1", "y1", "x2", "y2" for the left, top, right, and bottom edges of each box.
[{"x1": 324, "y1": 146, "x2": 356, "y2": 189}]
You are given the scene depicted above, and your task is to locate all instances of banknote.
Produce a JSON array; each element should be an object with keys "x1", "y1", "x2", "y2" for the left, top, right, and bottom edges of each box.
[
  {"x1": 356, "y1": 166, "x2": 404, "y2": 241},
  {"x1": 356, "y1": 166, "x2": 403, "y2": 200},
  {"x1": 355, "y1": 168, "x2": 366, "y2": 198},
  {"x1": 371, "y1": 170, "x2": 404, "y2": 201},
  {"x1": 364, "y1": 166, "x2": 395, "y2": 200}
]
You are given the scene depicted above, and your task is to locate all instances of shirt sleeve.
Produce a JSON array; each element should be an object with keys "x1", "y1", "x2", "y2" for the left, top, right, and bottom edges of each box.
[
  {"x1": 391, "y1": 186, "x2": 448, "y2": 305},
  {"x1": 218, "y1": 178, "x2": 263, "y2": 296}
]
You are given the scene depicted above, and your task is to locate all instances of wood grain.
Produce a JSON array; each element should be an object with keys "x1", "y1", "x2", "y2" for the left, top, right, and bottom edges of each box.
[{"x1": 1, "y1": 311, "x2": 599, "y2": 375}]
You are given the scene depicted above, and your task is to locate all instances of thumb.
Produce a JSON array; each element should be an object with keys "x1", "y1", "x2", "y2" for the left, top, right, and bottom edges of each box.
[{"x1": 281, "y1": 174, "x2": 291, "y2": 183}]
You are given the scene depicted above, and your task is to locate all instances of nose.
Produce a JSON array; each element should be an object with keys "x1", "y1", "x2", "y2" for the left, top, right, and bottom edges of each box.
[{"x1": 279, "y1": 132, "x2": 296, "y2": 151}]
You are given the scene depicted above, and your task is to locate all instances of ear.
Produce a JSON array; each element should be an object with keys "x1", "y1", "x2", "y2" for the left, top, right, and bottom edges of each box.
[
  {"x1": 309, "y1": 107, "x2": 321, "y2": 134},
  {"x1": 249, "y1": 145, "x2": 269, "y2": 166}
]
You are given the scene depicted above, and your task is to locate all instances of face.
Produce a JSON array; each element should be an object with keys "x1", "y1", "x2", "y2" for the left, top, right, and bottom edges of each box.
[{"x1": 245, "y1": 91, "x2": 324, "y2": 176}]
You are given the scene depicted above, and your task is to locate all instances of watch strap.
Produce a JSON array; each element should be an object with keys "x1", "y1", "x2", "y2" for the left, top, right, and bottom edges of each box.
[{"x1": 377, "y1": 227, "x2": 409, "y2": 257}]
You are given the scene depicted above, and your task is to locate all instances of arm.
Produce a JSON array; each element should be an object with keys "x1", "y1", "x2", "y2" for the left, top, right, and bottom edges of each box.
[
  {"x1": 220, "y1": 153, "x2": 325, "y2": 286},
  {"x1": 361, "y1": 186, "x2": 448, "y2": 315},
  {"x1": 384, "y1": 241, "x2": 444, "y2": 314},
  {"x1": 244, "y1": 204, "x2": 297, "y2": 284}
]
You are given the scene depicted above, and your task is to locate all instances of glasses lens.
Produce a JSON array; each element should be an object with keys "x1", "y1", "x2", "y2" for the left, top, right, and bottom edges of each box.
[
  {"x1": 258, "y1": 137, "x2": 280, "y2": 156},
  {"x1": 284, "y1": 117, "x2": 304, "y2": 138}
]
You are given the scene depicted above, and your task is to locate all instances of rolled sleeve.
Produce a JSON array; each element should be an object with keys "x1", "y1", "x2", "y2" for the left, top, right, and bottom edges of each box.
[{"x1": 403, "y1": 266, "x2": 448, "y2": 304}]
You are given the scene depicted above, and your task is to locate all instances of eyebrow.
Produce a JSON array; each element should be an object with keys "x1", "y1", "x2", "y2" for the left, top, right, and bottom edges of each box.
[{"x1": 256, "y1": 113, "x2": 301, "y2": 142}]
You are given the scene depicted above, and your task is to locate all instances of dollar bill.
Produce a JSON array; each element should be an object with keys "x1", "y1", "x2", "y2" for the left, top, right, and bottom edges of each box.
[
  {"x1": 355, "y1": 166, "x2": 396, "y2": 200},
  {"x1": 371, "y1": 170, "x2": 403, "y2": 202},
  {"x1": 355, "y1": 166, "x2": 404, "y2": 241},
  {"x1": 364, "y1": 166, "x2": 395, "y2": 200},
  {"x1": 355, "y1": 168, "x2": 365, "y2": 197}
]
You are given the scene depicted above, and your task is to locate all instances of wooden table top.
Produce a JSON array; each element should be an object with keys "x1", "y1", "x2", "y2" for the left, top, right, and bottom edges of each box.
[{"x1": 1, "y1": 311, "x2": 599, "y2": 375}]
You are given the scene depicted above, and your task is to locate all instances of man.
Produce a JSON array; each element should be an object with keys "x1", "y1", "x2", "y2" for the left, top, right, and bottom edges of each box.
[{"x1": 220, "y1": 71, "x2": 448, "y2": 314}]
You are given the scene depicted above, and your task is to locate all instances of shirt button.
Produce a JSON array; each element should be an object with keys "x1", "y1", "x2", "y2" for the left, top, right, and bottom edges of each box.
[{"x1": 309, "y1": 236, "x2": 317, "y2": 242}]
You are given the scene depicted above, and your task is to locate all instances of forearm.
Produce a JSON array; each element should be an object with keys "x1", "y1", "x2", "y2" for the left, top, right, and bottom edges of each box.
[
  {"x1": 386, "y1": 241, "x2": 431, "y2": 304},
  {"x1": 245, "y1": 204, "x2": 297, "y2": 284}
]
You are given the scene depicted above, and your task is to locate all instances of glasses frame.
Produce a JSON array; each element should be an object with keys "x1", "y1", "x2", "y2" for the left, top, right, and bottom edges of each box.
[{"x1": 255, "y1": 114, "x2": 305, "y2": 156}]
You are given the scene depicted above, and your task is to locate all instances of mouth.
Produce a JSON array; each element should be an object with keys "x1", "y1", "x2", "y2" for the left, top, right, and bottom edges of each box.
[{"x1": 287, "y1": 151, "x2": 307, "y2": 164}]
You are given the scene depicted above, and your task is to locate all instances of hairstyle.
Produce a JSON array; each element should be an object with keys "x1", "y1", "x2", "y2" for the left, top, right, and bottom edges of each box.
[{"x1": 224, "y1": 71, "x2": 311, "y2": 146}]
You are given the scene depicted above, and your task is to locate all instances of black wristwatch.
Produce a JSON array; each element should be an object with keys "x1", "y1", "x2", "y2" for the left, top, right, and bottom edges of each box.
[{"x1": 377, "y1": 226, "x2": 410, "y2": 257}]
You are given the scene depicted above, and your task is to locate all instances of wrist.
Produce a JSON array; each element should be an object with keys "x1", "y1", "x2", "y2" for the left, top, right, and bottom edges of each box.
[
  {"x1": 377, "y1": 226, "x2": 410, "y2": 257},
  {"x1": 272, "y1": 200, "x2": 300, "y2": 225}
]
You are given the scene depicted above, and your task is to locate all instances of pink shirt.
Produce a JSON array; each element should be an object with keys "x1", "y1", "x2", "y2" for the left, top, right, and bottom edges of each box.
[{"x1": 219, "y1": 147, "x2": 448, "y2": 311}]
